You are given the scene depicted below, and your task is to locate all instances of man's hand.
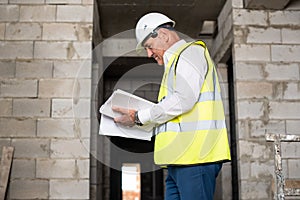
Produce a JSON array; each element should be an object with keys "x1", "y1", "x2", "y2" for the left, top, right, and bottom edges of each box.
[{"x1": 112, "y1": 106, "x2": 136, "y2": 127}]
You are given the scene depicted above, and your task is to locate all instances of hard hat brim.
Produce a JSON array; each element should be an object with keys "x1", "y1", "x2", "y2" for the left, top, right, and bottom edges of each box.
[{"x1": 135, "y1": 40, "x2": 144, "y2": 54}]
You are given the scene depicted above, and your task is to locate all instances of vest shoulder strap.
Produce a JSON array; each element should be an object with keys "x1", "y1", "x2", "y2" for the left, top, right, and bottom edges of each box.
[{"x1": 174, "y1": 40, "x2": 207, "y2": 74}]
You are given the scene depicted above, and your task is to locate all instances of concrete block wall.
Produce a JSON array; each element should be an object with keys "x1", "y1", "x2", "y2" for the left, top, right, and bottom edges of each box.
[
  {"x1": 0, "y1": 0, "x2": 93, "y2": 199},
  {"x1": 231, "y1": 1, "x2": 300, "y2": 199}
]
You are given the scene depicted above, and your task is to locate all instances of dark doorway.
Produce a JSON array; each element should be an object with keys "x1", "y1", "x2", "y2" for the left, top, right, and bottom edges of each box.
[{"x1": 102, "y1": 57, "x2": 164, "y2": 200}]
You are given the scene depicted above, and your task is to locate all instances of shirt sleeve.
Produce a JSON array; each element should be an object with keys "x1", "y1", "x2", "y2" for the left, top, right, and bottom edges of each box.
[{"x1": 138, "y1": 44, "x2": 208, "y2": 125}]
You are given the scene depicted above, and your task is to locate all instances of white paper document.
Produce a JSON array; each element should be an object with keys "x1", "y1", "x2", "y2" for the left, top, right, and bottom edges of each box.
[{"x1": 99, "y1": 89, "x2": 155, "y2": 141}]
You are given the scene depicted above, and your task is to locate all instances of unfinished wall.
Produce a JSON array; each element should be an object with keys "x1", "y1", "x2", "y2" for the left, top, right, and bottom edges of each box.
[
  {"x1": 231, "y1": 1, "x2": 300, "y2": 200},
  {"x1": 0, "y1": 0, "x2": 93, "y2": 199}
]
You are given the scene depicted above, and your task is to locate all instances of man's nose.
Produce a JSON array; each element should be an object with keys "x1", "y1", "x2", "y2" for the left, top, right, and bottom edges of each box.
[{"x1": 146, "y1": 48, "x2": 153, "y2": 58}]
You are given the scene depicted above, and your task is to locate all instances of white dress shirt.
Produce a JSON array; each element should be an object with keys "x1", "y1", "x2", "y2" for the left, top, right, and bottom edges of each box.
[{"x1": 138, "y1": 39, "x2": 208, "y2": 127}]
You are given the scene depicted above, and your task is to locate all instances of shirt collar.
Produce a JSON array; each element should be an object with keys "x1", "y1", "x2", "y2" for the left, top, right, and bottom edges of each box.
[{"x1": 163, "y1": 39, "x2": 187, "y2": 67}]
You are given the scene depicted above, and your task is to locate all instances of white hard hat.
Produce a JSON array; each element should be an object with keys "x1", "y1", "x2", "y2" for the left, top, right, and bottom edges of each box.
[{"x1": 135, "y1": 12, "x2": 175, "y2": 52}]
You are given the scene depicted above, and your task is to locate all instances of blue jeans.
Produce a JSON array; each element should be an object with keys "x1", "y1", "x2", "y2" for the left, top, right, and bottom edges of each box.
[{"x1": 165, "y1": 163, "x2": 222, "y2": 200}]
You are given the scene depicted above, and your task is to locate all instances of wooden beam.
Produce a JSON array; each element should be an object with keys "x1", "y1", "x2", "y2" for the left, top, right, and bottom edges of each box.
[{"x1": 0, "y1": 146, "x2": 14, "y2": 200}]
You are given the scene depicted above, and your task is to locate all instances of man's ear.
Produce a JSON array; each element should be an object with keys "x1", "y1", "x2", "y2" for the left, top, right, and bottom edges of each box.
[{"x1": 158, "y1": 28, "x2": 169, "y2": 43}]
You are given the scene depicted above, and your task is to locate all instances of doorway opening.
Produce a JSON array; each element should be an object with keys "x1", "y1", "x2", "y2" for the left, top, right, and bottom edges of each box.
[{"x1": 102, "y1": 57, "x2": 164, "y2": 200}]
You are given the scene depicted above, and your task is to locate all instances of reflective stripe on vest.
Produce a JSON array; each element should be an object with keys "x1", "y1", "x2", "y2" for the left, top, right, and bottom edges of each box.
[
  {"x1": 156, "y1": 120, "x2": 226, "y2": 133},
  {"x1": 154, "y1": 40, "x2": 231, "y2": 165}
]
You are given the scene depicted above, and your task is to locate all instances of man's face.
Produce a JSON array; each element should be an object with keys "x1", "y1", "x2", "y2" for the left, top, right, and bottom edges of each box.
[{"x1": 143, "y1": 31, "x2": 166, "y2": 66}]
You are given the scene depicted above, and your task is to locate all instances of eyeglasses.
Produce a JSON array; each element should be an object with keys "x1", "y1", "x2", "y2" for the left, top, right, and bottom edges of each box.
[
  {"x1": 142, "y1": 25, "x2": 175, "y2": 48},
  {"x1": 142, "y1": 29, "x2": 159, "y2": 48}
]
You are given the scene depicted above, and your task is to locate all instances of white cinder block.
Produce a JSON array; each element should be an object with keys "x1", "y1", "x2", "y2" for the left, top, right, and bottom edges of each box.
[
  {"x1": 0, "y1": 5, "x2": 19, "y2": 22},
  {"x1": 50, "y1": 180, "x2": 89, "y2": 199},
  {"x1": 250, "y1": 160, "x2": 274, "y2": 179},
  {"x1": 0, "y1": 118, "x2": 36, "y2": 137},
  {"x1": 42, "y1": 23, "x2": 93, "y2": 41},
  {"x1": 232, "y1": 0, "x2": 244, "y2": 8},
  {"x1": 233, "y1": 9, "x2": 268, "y2": 26},
  {"x1": 57, "y1": 5, "x2": 93, "y2": 22},
  {"x1": 50, "y1": 139, "x2": 90, "y2": 158},
  {"x1": 0, "y1": 23, "x2": 5, "y2": 40},
  {"x1": 0, "y1": 99, "x2": 12, "y2": 116},
  {"x1": 82, "y1": 0, "x2": 93, "y2": 4},
  {"x1": 51, "y1": 99, "x2": 73, "y2": 118},
  {"x1": 247, "y1": 27, "x2": 281, "y2": 44},
  {"x1": 39, "y1": 79, "x2": 91, "y2": 98},
  {"x1": 250, "y1": 120, "x2": 285, "y2": 138},
  {"x1": 282, "y1": 142, "x2": 300, "y2": 158},
  {"x1": 37, "y1": 118, "x2": 88, "y2": 138},
  {"x1": 10, "y1": 0, "x2": 44, "y2": 4},
  {"x1": 46, "y1": 0, "x2": 81, "y2": 4},
  {"x1": 239, "y1": 160, "x2": 251, "y2": 179},
  {"x1": 20, "y1": 5, "x2": 56, "y2": 22},
  {"x1": 0, "y1": 61, "x2": 15, "y2": 78},
  {"x1": 269, "y1": 11, "x2": 300, "y2": 26},
  {"x1": 9, "y1": 180, "x2": 48, "y2": 199},
  {"x1": 43, "y1": 23, "x2": 77, "y2": 41},
  {"x1": 72, "y1": 42, "x2": 92, "y2": 59},
  {"x1": 288, "y1": 159, "x2": 300, "y2": 179},
  {"x1": 271, "y1": 45, "x2": 300, "y2": 62},
  {"x1": 13, "y1": 99, "x2": 50, "y2": 117},
  {"x1": 283, "y1": 83, "x2": 300, "y2": 100},
  {"x1": 265, "y1": 63, "x2": 299, "y2": 80},
  {"x1": 34, "y1": 41, "x2": 68, "y2": 59},
  {"x1": 240, "y1": 181, "x2": 269, "y2": 199},
  {"x1": 52, "y1": 98, "x2": 90, "y2": 118},
  {"x1": 11, "y1": 159, "x2": 35, "y2": 178},
  {"x1": 36, "y1": 159, "x2": 76, "y2": 178},
  {"x1": 234, "y1": 44, "x2": 270, "y2": 61},
  {"x1": 236, "y1": 82, "x2": 273, "y2": 99},
  {"x1": 0, "y1": 139, "x2": 11, "y2": 153},
  {"x1": 235, "y1": 62, "x2": 264, "y2": 81},
  {"x1": 282, "y1": 28, "x2": 300, "y2": 44},
  {"x1": 53, "y1": 60, "x2": 91, "y2": 78},
  {"x1": 239, "y1": 120, "x2": 250, "y2": 140},
  {"x1": 77, "y1": 119, "x2": 91, "y2": 138},
  {"x1": 39, "y1": 79, "x2": 77, "y2": 98},
  {"x1": 12, "y1": 138, "x2": 50, "y2": 158},
  {"x1": 16, "y1": 60, "x2": 53, "y2": 78},
  {"x1": 5, "y1": 23, "x2": 42, "y2": 40},
  {"x1": 0, "y1": 41, "x2": 33, "y2": 59},
  {"x1": 286, "y1": 120, "x2": 300, "y2": 135},
  {"x1": 239, "y1": 140, "x2": 272, "y2": 160},
  {"x1": 77, "y1": 24, "x2": 93, "y2": 41},
  {"x1": 0, "y1": 79, "x2": 37, "y2": 97},
  {"x1": 76, "y1": 159, "x2": 89, "y2": 178},
  {"x1": 237, "y1": 101, "x2": 264, "y2": 119},
  {"x1": 269, "y1": 102, "x2": 300, "y2": 119},
  {"x1": 0, "y1": 0, "x2": 8, "y2": 4}
]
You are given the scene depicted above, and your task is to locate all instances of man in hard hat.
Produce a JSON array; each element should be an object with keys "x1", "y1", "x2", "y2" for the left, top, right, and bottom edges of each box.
[{"x1": 113, "y1": 12, "x2": 231, "y2": 200}]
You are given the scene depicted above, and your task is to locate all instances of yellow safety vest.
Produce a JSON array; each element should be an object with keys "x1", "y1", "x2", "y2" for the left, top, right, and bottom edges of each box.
[{"x1": 154, "y1": 40, "x2": 231, "y2": 165}]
